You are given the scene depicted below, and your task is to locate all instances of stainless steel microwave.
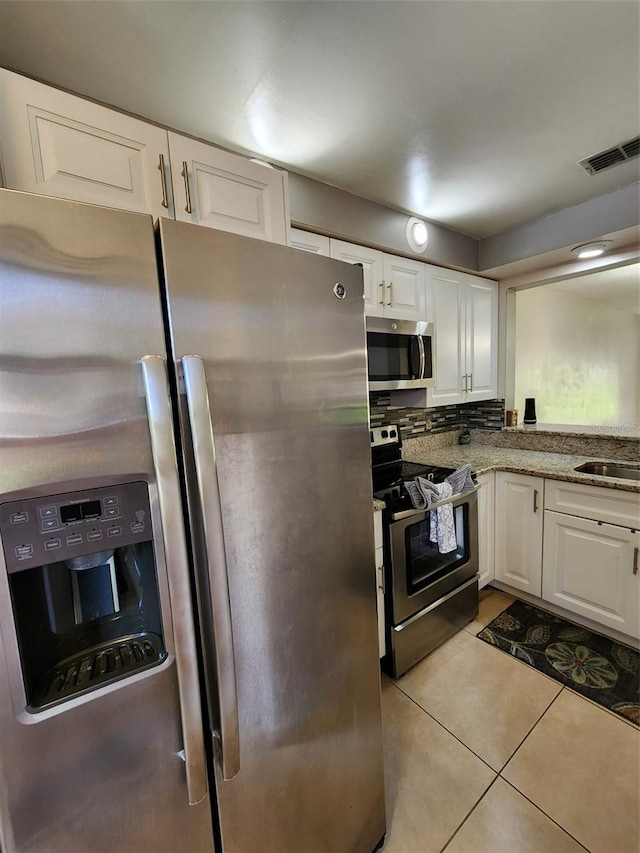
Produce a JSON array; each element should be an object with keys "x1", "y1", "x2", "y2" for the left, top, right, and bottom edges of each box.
[{"x1": 366, "y1": 317, "x2": 435, "y2": 390}]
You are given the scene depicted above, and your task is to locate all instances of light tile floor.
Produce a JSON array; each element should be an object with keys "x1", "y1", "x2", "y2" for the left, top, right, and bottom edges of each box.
[{"x1": 380, "y1": 587, "x2": 640, "y2": 853}]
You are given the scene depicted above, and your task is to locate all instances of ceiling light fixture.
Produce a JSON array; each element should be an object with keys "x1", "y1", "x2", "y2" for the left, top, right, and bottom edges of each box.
[
  {"x1": 406, "y1": 217, "x2": 429, "y2": 253},
  {"x1": 570, "y1": 241, "x2": 613, "y2": 259}
]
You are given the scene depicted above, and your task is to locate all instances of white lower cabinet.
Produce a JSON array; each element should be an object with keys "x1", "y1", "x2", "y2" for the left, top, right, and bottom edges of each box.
[
  {"x1": 373, "y1": 509, "x2": 386, "y2": 658},
  {"x1": 476, "y1": 472, "x2": 495, "y2": 589},
  {"x1": 494, "y1": 472, "x2": 544, "y2": 596},
  {"x1": 542, "y1": 511, "x2": 640, "y2": 640}
]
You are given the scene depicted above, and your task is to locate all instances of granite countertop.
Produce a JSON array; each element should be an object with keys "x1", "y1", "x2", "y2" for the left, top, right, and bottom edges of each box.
[
  {"x1": 373, "y1": 498, "x2": 386, "y2": 512},
  {"x1": 403, "y1": 445, "x2": 640, "y2": 494}
]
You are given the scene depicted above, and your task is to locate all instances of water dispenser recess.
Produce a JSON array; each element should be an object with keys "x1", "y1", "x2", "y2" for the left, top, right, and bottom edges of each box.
[{"x1": 0, "y1": 481, "x2": 167, "y2": 711}]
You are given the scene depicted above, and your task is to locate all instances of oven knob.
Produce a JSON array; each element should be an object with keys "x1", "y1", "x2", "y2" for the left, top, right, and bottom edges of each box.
[
  {"x1": 390, "y1": 429, "x2": 396, "y2": 438},
  {"x1": 381, "y1": 429, "x2": 388, "y2": 438}
]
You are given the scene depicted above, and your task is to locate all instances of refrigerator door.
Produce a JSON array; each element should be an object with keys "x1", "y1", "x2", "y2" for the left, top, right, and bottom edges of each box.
[
  {"x1": 158, "y1": 220, "x2": 386, "y2": 853},
  {"x1": 0, "y1": 191, "x2": 213, "y2": 852}
]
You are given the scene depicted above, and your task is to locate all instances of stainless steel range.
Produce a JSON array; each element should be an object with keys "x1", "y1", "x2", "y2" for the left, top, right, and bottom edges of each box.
[{"x1": 371, "y1": 426, "x2": 479, "y2": 677}]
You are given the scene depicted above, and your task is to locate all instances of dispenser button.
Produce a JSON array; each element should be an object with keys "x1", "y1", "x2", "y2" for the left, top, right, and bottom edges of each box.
[
  {"x1": 39, "y1": 506, "x2": 58, "y2": 519},
  {"x1": 10, "y1": 511, "x2": 29, "y2": 524},
  {"x1": 103, "y1": 496, "x2": 119, "y2": 507},
  {"x1": 14, "y1": 544, "x2": 33, "y2": 560},
  {"x1": 66, "y1": 534, "x2": 83, "y2": 546},
  {"x1": 41, "y1": 518, "x2": 59, "y2": 532},
  {"x1": 87, "y1": 530, "x2": 103, "y2": 542},
  {"x1": 44, "y1": 538, "x2": 62, "y2": 551},
  {"x1": 130, "y1": 521, "x2": 145, "y2": 535},
  {"x1": 107, "y1": 526, "x2": 122, "y2": 538},
  {"x1": 104, "y1": 506, "x2": 120, "y2": 519}
]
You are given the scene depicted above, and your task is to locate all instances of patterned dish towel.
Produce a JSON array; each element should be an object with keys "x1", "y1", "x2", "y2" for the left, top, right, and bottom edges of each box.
[{"x1": 403, "y1": 463, "x2": 475, "y2": 554}]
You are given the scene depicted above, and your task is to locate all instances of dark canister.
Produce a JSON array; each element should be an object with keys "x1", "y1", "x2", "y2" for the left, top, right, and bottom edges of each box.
[{"x1": 523, "y1": 398, "x2": 537, "y2": 424}]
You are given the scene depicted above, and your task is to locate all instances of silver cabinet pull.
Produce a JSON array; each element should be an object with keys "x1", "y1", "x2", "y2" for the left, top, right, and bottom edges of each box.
[
  {"x1": 463, "y1": 374, "x2": 469, "y2": 393},
  {"x1": 387, "y1": 281, "x2": 393, "y2": 306},
  {"x1": 379, "y1": 280, "x2": 385, "y2": 306},
  {"x1": 468, "y1": 372, "x2": 473, "y2": 392},
  {"x1": 533, "y1": 489, "x2": 539, "y2": 513},
  {"x1": 182, "y1": 355, "x2": 240, "y2": 781},
  {"x1": 181, "y1": 160, "x2": 192, "y2": 214},
  {"x1": 140, "y1": 355, "x2": 208, "y2": 806},
  {"x1": 634, "y1": 546, "x2": 638, "y2": 575},
  {"x1": 158, "y1": 153, "x2": 169, "y2": 209}
]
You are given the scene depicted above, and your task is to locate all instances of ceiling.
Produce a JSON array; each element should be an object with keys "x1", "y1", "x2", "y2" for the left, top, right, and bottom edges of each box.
[{"x1": 0, "y1": 0, "x2": 639, "y2": 241}]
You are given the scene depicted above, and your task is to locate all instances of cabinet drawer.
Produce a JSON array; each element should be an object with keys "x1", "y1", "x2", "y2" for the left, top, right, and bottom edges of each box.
[{"x1": 545, "y1": 480, "x2": 640, "y2": 528}]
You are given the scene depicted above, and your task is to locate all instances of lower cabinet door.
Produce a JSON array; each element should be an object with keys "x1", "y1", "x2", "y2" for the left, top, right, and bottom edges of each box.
[
  {"x1": 543, "y1": 511, "x2": 640, "y2": 640},
  {"x1": 494, "y1": 472, "x2": 544, "y2": 595}
]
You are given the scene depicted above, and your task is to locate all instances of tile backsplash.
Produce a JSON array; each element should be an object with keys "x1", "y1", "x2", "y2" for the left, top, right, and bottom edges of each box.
[{"x1": 369, "y1": 393, "x2": 505, "y2": 438}]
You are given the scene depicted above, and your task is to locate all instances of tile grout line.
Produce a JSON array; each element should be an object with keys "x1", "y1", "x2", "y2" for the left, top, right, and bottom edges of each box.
[
  {"x1": 438, "y1": 776, "x2": 501, "y2": 853},
  {"x1": 495, "y1": 686, "x2": 565, "y2": 775},
  {"x1": 388, "y1": 679, "x2": 499, "y2": 775},
  {"x1": 498, "y1": 775, "x2": 592, "y2": 852}
]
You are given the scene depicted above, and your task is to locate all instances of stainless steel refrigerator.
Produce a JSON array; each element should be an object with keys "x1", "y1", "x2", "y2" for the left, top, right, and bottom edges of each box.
[{"x1": 0, "y1": 189, "x2": 385, "y2": 853}]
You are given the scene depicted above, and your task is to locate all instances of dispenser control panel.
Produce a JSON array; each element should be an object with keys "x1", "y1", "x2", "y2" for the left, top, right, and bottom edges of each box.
[{"x1": 0, "y1": 482, "x2": 152, "y2": 573}]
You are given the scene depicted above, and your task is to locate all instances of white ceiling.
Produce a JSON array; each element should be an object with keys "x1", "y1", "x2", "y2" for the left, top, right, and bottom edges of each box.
[{"x1": 0, "y1": 0, "x2": 639, "y2": 240}]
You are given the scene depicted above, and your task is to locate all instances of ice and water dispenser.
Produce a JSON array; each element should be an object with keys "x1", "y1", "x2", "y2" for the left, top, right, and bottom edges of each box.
[{"x1": 0, "y1": 481, "x2": 166, "y2": 712}]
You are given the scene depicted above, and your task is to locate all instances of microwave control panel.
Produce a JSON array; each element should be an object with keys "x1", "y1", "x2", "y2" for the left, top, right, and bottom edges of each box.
[{"x1": 0, "y1": 481, "x2": 152, "y2": 573}]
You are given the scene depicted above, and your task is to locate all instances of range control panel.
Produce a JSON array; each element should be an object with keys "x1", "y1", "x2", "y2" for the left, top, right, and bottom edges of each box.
[{"x1": 0, "y1": 482, "x2": 152, "y2": 573}]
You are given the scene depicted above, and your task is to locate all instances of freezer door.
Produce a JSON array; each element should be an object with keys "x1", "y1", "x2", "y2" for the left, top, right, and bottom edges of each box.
[
  {"x1": 159, "y1": 220, "x2": 386, "y2": 853},
  {"x1": 0, "y1": 191, "x2": 213, "y2": 853}
]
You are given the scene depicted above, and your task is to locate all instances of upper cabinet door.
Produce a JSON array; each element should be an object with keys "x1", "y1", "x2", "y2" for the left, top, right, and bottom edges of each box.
[
  {"x1": 0, "y1": 70, "x2": 173, "y2": 219},
  {"x1": 330, "y1": 240, "x2": 384, "y2": 315},
  {"x1": 381, "y1": 255, "x2": 425, "y2": 321},
  {"x1": 426, "y1": 267, "x2": 466, "y2": 406},
  {"x1": 290, "y1": 228, "x2": 330, "y2": 256},
  {"x1": 464, "y1": 274, "x2": 498, "y2": 402},
  {"x1": 168, "y1": 133, "x2": 288, "y2": 245}
]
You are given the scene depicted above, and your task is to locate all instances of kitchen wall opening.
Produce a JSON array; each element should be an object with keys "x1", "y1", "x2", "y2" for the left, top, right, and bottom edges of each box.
[{"x1": 511, "y1": 262, "x2": 640, "y2": 432}]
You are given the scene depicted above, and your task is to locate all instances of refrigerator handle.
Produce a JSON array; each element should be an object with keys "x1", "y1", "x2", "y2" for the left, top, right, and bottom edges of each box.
[
  {"x1": 182, "y1": 355, "x2": 241, "y2": 781},
  {"x1": 140, "y1": 355, "x2": 209, "y2": 806}
]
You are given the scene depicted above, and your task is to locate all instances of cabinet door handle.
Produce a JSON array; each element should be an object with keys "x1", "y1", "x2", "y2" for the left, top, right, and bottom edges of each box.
[
  {"x1": 387, "y1": 281, "x2": 393, "y2": 306},
  {"x1": 181, "y1": 161, "x2": 192, "y2": 214},
  {"x1": 158, "y1": 153, "x2": 169, "y2": 209},
  {"x1": 462, "y1": 373, "x2": 469, "y2": 392},
  {"x1": 634, "y1": 546, "x2": 638, "y2": 575},
  {"x1": 468, "y1": 372, "x2": 473, "y2": 392},
  {"x1": 379, "y1": 281, "x2": 385, "y2": 306},
  {"x1": 533, "y1": 489, "x2": 539, "y2": 513}
]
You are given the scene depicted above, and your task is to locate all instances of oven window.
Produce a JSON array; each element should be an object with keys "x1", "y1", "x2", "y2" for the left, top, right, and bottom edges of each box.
[
  {"x1": 367, "y1": 331, "x2": 419, "y2": 381},
  {"x1": 404, "y1": 505, "x2": 469, "y2": 593}
]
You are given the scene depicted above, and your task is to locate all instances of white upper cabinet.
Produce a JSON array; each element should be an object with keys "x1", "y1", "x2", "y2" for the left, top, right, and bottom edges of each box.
[
  {"x1": 0, "y1": 69, "x2": 173, "y2": 219},
  {"x1": 330, "y1": 240, "x2": 384, "y2": 315},
  {"x1": 168, "y1": 132, "x2": 288, "y2": 245},
  {"x1": 290, "y1": 228, "x2": 330, "y2": 256},
  {"x1": 426, "y1": 266, "x2": 498, "y2": 405},
  {"x1": 381, "y1": 254, "x2": 425, "y2": 322}
]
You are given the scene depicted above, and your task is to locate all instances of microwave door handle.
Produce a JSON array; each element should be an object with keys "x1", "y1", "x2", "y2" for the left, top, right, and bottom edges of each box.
[
  {"x1": 417, "y1": 334, "x2": 426, "y2": 379},
  {"x1": 408, "y1": 336, "x2": 421, "y2": 379},
  {"x1": 182, "y1": 355, "x2": 240, "y2": 781},
  {"x1": 140, "y1": 355, "x2": 208, "y2": 806}
]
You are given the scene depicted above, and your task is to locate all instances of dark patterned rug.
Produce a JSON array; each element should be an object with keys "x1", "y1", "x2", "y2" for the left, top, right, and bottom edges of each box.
[{"x1": 477, "y1": 600, "x2": 639, "y2": 726}]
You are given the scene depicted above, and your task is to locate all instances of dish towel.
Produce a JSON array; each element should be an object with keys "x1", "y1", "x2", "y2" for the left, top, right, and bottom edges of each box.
[
  {"x1": 403, "y1": 463, "x2": 476, "y2": 554},
  {"x1": 404, "y1": 477, "x2": 457, "y2": 554}
]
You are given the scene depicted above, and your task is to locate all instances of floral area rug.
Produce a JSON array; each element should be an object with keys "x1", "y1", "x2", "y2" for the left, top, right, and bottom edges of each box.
[{"x1": 477, "y1": 600, "x2": 639, "y2": 726}]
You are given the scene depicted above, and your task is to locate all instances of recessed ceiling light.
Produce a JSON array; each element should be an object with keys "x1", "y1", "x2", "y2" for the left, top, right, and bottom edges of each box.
[
  {"x1": 406, "y1": 217, "x2": 429, "y2": 253},
  {"x1": 570, "y1": 241, "x2": 613, "y2": 259}
]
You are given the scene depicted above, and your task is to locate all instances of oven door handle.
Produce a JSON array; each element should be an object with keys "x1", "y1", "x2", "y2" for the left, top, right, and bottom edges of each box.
[{"x1": 390, "y1": 484, "x2": 480, "y2": 522}]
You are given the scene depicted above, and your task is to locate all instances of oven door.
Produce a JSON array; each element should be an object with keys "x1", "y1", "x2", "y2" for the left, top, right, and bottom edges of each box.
[{"x1": 387, "y1": 489, "x2": 479, "y2": 625}]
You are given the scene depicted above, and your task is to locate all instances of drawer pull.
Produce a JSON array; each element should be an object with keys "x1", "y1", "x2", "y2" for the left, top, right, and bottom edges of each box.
[{"x1": 533, "y1": 489, "x2": 539, "y2": 513}]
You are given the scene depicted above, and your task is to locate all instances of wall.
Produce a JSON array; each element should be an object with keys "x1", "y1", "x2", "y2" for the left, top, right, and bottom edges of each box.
[{"x1": 514, "y1": 286, "x2": 640, "y2": 429}]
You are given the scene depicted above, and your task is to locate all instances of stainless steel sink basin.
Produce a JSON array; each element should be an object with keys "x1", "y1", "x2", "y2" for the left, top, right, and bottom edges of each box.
[{"x1": 574, "y1": 461, "x2": 640, "y2": 481}]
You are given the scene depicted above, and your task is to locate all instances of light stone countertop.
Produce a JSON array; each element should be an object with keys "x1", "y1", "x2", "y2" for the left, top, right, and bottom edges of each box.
[
  {"x1": 373, "y1": 498, "x2": 386, "y2": 512},
  {"x1": 403, "y1": 445, "x2": 640, "y2": 494}
]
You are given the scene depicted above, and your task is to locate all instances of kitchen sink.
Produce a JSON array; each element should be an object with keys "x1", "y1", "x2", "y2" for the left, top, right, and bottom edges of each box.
[{"x1": 574, "y1": 461, "x2": 640, "y2": 481}]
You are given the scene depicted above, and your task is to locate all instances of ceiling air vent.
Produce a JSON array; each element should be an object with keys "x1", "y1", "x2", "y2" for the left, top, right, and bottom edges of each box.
[{"x1": 578, "y1": 136, "x2": 640, "y2": 175}]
